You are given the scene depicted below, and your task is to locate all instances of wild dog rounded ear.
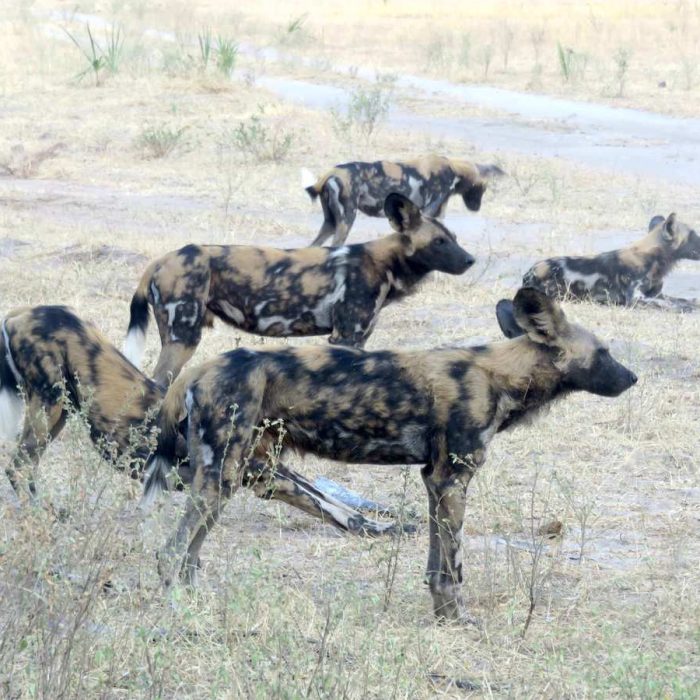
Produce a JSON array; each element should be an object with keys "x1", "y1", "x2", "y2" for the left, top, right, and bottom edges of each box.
[
  {"x1": 495, "y1": 299, "x2": 524, "y2": 339},
  {"x1": 384, "y1": 193, "x2": 422, "y2": 232},
  {"x1": 512, "y1": 287, "x2": 568, "y2": 345},
  {"x1": 648, "y1": 215, "x2": 665, "y2": 232},
  {"x1": 662, "y1": 213, "x2": 677, "y2": 241},
  {"x1": 462, "y1": 184, "x2": 485, "y2": 212}
]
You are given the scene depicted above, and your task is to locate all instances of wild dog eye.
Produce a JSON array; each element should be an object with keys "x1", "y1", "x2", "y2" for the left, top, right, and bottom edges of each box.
[{"x1": 433, "y1": 238, "x2": 446, "y2": 246}]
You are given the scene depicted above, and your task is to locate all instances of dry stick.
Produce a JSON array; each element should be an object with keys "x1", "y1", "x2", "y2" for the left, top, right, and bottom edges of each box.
[
  {"x1": 382, "y1": 465, "x2": 411, "y2": 612},
  {"x1": 304, "y1": 603, "x2": 334, "y2": 697}
]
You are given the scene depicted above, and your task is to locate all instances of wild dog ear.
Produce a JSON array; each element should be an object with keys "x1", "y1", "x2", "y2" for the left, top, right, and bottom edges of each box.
[
  {"x1": 648, "y1": 215, "x2": 665, "y2": 232},
  {"x1": 462, "y1": 184, "x2": 485, "y2": 211},
  {"x1": 661, "y1": 213, "x2": 678, "y2": 241},
  {"x1": 512, "y1": 287, "x2": 569, "y2": 345},
  {"x1": 495, "y1": 299, "x2": 524, "y2": 339},
  {"x1": 384, "y1": 193, "x2": 423, "y2": 232}
]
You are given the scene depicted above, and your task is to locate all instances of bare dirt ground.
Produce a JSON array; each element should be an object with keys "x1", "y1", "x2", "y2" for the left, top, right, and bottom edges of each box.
[{"x1": 0, "y1": 1, "x2": 698, "y2": 697}]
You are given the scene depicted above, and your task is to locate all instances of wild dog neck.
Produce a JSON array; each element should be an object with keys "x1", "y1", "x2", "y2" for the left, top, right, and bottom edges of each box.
[
  {"x1": 629, "y1": 236, "x2": 678, "y2": 276},
  {"x1": 380, "y1": 240, "x2": 436, "y2": 296},
  {"x1": 472, "y1": 338, "x2": 569, "y2": 431}
]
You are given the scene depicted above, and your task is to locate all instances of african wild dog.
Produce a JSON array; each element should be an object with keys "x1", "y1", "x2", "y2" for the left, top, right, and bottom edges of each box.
[
  {"x1": 144, "y1": 288, "x2": 637, "y2": 620},
  {"x1": 0, "y1": 305, "x2": 407, "y2": 536},
  {"x1": 523, "y1": 214, "x2": 700, "y2": 310},
  {"x1": 302, "y1": 154, "x2": 504, "y2": 246},
  {"x1": 124, "y1": 193, "x2": 474, "y2": 385}
]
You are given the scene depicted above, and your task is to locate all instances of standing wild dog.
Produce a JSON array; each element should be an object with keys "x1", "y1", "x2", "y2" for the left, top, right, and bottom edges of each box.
[
  {"x1": 0, "y1": 305, "x2": 408, "y2": 536},
  {"x1": 523, "y1": 214, "x2": 700, "y2": 310},
  {"x1": 124, "y1": 193, "x2": 474, "y2": 385},
  {"x1": 144, "y1": 288, "x2": 637, "y2": 621},
  {"x1": 302, "y1": 154, "x2": 504, "y2": 246}
]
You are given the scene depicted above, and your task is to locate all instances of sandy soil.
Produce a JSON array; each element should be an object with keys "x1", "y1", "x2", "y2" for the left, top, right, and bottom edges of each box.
[{"x1": 0, "y1": 2, "x2": 698, "y2": 698}]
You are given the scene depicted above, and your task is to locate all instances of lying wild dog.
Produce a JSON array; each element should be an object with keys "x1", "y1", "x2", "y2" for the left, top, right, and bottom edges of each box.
[
  {"x1": 523, "y1": 214, "x2": 700, "y2": 310},
  {"x1": 302, "y1": 154, "x2": 504, "y2": 246},
  {"x1": 144, "y1": 288, "x2": 637, "y2": 620},
  {"x1": 124, "y1": 193, "x2": 474, "y2": 385},
  {"x1": 0, "y1": 305, "x2": 406, "y2": 536}
]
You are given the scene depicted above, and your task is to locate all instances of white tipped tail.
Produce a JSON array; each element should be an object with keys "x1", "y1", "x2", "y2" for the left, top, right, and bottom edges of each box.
[
  {"x1": 0, "y1": 388, "x2": 23, "y2": 441},
  {"x1": 123, "y1": 327, "x2": 146, "y2": 369},
  {"x1": 139, "y1": 456, "x2": 173, "y2": 512},
  {"x1": 301, "y1": 167, "x2": 317, "y2": 190}
]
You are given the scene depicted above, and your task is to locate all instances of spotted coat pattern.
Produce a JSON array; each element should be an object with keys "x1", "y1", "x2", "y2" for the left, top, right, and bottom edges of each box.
[
  {"x1": 146, "y1": 289, "x2": 637, "y2": 620},
  {"x1": 304, "y1": 154, "x2": 504, "y2": 246},
  {"x1": 523, "y1": 214, "x2": 700, "y2": 310},
  {"x1": 124, "y1": 194, "x2": 474, "y2": 385}
]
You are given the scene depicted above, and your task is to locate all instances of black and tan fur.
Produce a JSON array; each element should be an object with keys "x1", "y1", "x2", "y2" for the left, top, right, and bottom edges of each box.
[
  {"x1": 124, "y1": 193, "x2": 474, "y2": 385},
  {"x1": 144, "y1": 289, "x2": 637, "y2": 620},
  {"x1": 303, "y1": 154, "x2": 504, "y2": 246},
  {"x1": 523, "y1": 214, "x2": 700, "y2": 310},
  {"x1": 0, "y1": 306, "x2": 408, "y2": 537}
]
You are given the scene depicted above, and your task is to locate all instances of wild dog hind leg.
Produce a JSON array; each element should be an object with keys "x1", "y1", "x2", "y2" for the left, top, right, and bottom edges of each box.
[{"x1": 6, "y1": 396, "x2": 65, "y2": 504}]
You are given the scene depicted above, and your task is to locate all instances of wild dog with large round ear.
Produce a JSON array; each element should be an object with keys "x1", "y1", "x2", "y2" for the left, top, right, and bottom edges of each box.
[
  {"x1": 124, "y1": 194, "x2": 474, "y2": 385},
  {"x1": 303, "y1": 154, "x2": 504, "y2": 246},
  {"x1": 522, "y1": 214, "x2": 699, "y2": 311},
  {"x1": 144, "y1": 288, "x2": 636, "y2": 622}
]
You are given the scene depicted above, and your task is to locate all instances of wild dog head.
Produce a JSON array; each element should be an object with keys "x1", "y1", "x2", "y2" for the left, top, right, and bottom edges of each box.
[
  {"x1": 496, "y1": 287, "x2": 638, "y2": 397},
  {"x1": 648, "y1": 213, "x2": 700, "y2": 261},
  {"x1": 384, "y1": 193, "x2": 475, "y2": 274},
  {"x1": 451, "y1": 161, "x2": 505, "y2": 212}
]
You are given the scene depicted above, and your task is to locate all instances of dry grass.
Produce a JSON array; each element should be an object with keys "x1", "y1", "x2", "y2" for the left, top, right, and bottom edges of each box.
[{"x1": 0, "y1": 1, "x2": 698, "y2": 698}]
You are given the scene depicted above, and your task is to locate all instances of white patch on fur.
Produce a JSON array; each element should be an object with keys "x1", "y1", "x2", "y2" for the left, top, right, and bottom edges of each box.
[
  {"x1": 313, "y1": 251, "x2": 348, "y2": 327},
  {"x1": 480, "y1": 394, "x2": 519, "y2": 445},
  {"x1": 257, "y1": 315, "x2": 293, "y2": 333},
  {"x1": 150, "y1": 281, "x2": 161, "y2": 304},
  {"x1": 407, "y1": 176, "x2": 423, "y2": 205},
  {"x1": 216, "y1": 300, "x2": 245, "y2": 325},
  {"x1": 185, "y1": 389, "x2": 194, "y2": 414},
  {"x1": 164, "y1": 301, "x2": 183, "y2": 325},
  {"x1": 200, "y1": 443, "x2": 214, "y2": 467},
  {"x1": 327, "y1": 178, "x2": 345, "y2": 218},
  {"x1": 563, "y1": 270, "x2": 602, "y2": 290},
  {"x1": 139, "y1": 456, "x2": 171, "y2": 512},
  {"x1": 123, "y1": 327, "x2": 146, "y2": 368},
  {"x1": 0, "y1": 389, "x2": 23, "y2": 441},
  {"x1": 301, "y1": 167, "x2": 317, "y2": 189}
]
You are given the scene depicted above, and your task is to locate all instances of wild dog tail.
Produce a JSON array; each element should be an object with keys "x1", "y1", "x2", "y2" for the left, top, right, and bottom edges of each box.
[
  {"x1": 301, "y1": 167, "x2": 320, "y2": 201},
  {"x1": 477, "y1": 163, "x2": 506, "y2": 179},
  {"x1": 123, "y1": 260, "x2": 158, "y2": 369},
  {"x1": 140, "y1": 366, "x2": 199, "y2": 510},
  {"x1": 0, "y1": 318, "x2": 24, "y2": 441}
]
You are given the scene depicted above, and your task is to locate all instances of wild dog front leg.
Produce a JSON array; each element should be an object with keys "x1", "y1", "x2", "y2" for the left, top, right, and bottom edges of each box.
[
  {"x1": 6, "y1": 396, "x2": 65, "y2": 504},
  {"x1": 152, "y1": 342, "x2": 198, "y2": 387},
  {"x1": 242, "y1": 460, "x2": 410, "y2": 536},
  {"x1": 421, "y1": 456, "x2": 476, "y2": 622},
  {"x1": 157, "y1": 481, "x2": 231, "y2": 588}
]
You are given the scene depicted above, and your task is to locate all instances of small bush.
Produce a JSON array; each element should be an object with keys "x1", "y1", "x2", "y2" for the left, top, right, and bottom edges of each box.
[
  {"x1": 614, "y1": 47, "x2": 631, "y2": 97},
  {"x1": 557, "y1": 42, "x2": 588, "y2": 84},
  {"x1": 216, "y1": 37, "x2": 238, "y2": 77},
  {"x1": 137, "y1": 125, "x2": 186, "y2": 159},
  {"x1": 64, "y1": 23, "x2": 124, "y2": 86},
  {"x1": 225, "y1": 106, "x2": 294, "y2": 162},
  {"x1": 331, "y1": 80, "x2": 394, "y2": 143}
]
